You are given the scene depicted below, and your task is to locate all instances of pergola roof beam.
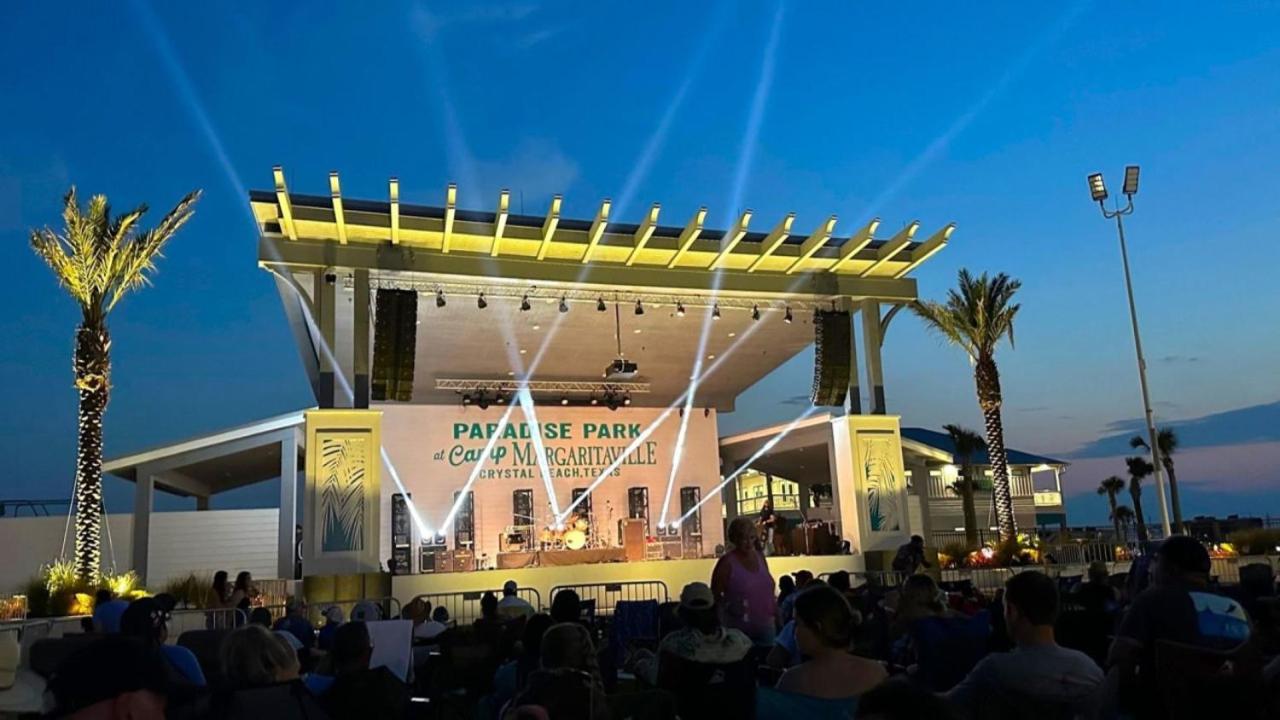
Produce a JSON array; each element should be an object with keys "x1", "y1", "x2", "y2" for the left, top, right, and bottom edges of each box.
[
  {"x1": 666, "y1": 207, "x2": 707, "y2": 268},
  {"x1": 328, "y1": 171, "x2": 347, "y2": 245},
  {"x1": 272, "y1": 166, "x2": 297, "y2": 241},
  {"x1": 536, "y1": 195, "x2": 563, "y2": 260},
  {"x1": 441, "y1": 183, "x2": 458, "y2": 253},
  {"x1": 580, "y1": 198, "x2": 613, "y2": 263},
  {"x1": 861, "y1": 220, "x2": 920, "y2": 277},
  {"x1": 747, "y1": 213, "x2": 796, "y2": 272},
  {"x1": 892, "y1": 223, "x2": 954, "y2": 278},
  {"x1": 388, "y1": 177, "x2": 400, "y2": 245},
  {"x1": 826, "y1": 218, "x2": 880, "y2": 273},
  {"x1": 489, "y1": 189, "x2": 511, "y2": 257},
  {"x1": 710, "y1": 210, "x2": 753, "y2": 269},
  {"x1": 625, "y1": 203, "x2": 661, "y2": 266}
]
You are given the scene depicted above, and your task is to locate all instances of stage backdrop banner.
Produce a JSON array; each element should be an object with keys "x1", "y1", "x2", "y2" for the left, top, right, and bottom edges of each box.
[{"x1": 377, "y1": 405, "x2": 724, "y2": 566}]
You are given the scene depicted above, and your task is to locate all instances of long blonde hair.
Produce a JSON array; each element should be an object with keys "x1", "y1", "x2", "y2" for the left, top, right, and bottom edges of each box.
[{"x1": 221, "y1": 624, "x2": 299, "y2": 688}]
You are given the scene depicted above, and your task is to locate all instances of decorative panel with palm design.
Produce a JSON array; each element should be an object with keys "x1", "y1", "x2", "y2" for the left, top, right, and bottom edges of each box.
[{"x1": 317, "y1": 433, "x2": 368, "y2": 553}]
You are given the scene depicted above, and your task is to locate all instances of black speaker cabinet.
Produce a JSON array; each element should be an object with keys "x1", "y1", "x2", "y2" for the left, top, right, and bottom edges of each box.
[
  {"x1": 372, "y1": 289, "x2": 418, "y2": 402},
  {"x1": 811, "y1": 310, "x2": 852, "y2": 406}
]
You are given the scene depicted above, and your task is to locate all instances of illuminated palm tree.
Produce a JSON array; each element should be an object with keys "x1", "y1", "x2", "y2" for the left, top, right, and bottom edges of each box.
[
  {"x1": 1097, "y1": 476, "x2": 1126, "y2": 542},
  {"x1": 30, "y1": 188, "x2": 200, "y2": 580},
  {"x1": 1131, "y1": 427, "x2": 1182, "y2": 531},
  {"x1": 944, "y1": 423, "x2": 986, "y2": 548},
  {"x1": 1124, "y1": 456, "x2": 1154, "y2": 543},
  {"x1": 914, "y1": 270, "x2": 1022, "y2": 541},
  {"x1": 1113, "y1": 505, "x2": 1136, "y2": 541}
]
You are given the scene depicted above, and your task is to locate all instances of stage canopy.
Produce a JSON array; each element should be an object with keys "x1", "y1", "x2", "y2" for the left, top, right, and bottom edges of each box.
[{"x1": 252, "y1": 168, "x2": 954, "y2": 411}]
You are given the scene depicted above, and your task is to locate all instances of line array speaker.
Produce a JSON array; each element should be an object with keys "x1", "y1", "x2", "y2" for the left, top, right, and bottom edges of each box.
[
  {"x1": 372, "y1": 289, "x2": 417, "y2": 401},
  {"x1": 811, "y1": 310, "x2": 851, "y2": 407}
]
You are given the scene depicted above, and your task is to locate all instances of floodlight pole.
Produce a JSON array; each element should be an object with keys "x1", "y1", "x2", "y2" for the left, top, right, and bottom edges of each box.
[{"x1": 1098, "y1": 194, "x2": 1172, "y2": 539}]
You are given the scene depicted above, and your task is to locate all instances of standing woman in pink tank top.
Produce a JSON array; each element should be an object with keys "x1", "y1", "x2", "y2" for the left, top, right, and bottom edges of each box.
[{"x1": 711, "y1": 517, "x2": 777, "y2": 646}]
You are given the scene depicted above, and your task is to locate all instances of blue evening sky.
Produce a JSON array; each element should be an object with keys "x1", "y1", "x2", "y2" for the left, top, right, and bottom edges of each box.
[{"x1": 1, "y1": 2, "x2": 1278, "y2": 525}]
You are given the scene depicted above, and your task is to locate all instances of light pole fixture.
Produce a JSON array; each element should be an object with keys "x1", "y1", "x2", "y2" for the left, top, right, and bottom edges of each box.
[{"x1": 1086, "y1": 164, "x2": 1171, "y2": 537}]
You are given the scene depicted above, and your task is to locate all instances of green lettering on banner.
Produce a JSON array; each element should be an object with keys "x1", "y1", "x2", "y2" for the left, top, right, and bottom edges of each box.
[
  {"x1": 512, "y1": 442, "x2": 535, "y2": 465},
  {"x1": 583, "y1": 423, "x2": 598, "y2": 439},
  {"x1": 628, "y1": 423, "x2": 641, "y2": 438},
  {"x1": 453, "y1": 423, "x2": 468, "y2": 439}
]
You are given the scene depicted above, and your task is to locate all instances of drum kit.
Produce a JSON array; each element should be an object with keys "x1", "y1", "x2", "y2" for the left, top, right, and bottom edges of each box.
[{"x1": 537, "y1": 512, "x2": 597, "y2": 551}]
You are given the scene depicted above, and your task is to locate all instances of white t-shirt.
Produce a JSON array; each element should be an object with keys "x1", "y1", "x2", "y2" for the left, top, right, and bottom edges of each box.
[
  {"x1": 497, "y1": 594, "x2": 535, "y2": 619},
  {"x1": 414, "y1": 620, "x2": 448, "y2": 641}
]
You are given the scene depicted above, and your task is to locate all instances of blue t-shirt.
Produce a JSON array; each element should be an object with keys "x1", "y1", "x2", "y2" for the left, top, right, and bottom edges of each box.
[
  {"x1": 774, "y1": 621, "x2": 803, "y2": 667},
  {"x1": 93, "y1": 600, "x2": 130, "y2": 633},
  {"x1": 273, "y1": 616, "x2": 317, "y2": 649},
  {"x1": 161, "y1": 644, "x2": 207, "y2": 686}
]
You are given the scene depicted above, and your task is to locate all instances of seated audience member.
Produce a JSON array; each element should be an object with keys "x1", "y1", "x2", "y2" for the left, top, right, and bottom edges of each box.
[
  {"x1": 1109, "y1": 535, "x2": 1252, "y2": 718},
  {"x1": 92, "y1": 589, "x2": 129, "y2": 634},
  {"x1": 633, "y1": 582, "x2": 752, "y2": 683},
  {"x1": 476, "y1": 591, "x2": 503, "y2": 626},
  {"x1": 855, "y1": 679, "x2": 962, "y2": 720},
  {"x1": 508, "y1": 622, "x2": 610, "y2": 720},
  {"x1": 947, "y1": 571, "x2": 1103, "y2": 717},
  {"x1": 487, "y1": 613, "x2": 556, "y2": 718},
  {"x1": 416, "y1": 605, "x2": 449, "y2": 642},
  {"x1": 317, "y1": 606, "x2": 344, "y2": 651},
  {"x1": 777, "y1": 585, "x2": 886, "y2": 700},
  {"x1": 324, "y1": 621, "x2": 411, "y2": 720},
  {"x1": 249, "y1": 607, "x2": 274, "y2": 628},
  {"x1": 48, "y1": 636, "x2": 184, "y2": 719},
  {"x1": 120, "y1": 597, "x2": 207, "y2": 686},
  {"x1": 778, "y1": 575, "x2": 797, "y2": 611},
  {"x1": 890, "y1": 574, "x2": 949, "y2": 638},
  {"x1": 204, "y1": 624, "x2": 328, "y2": 718},
  {"x1": 350, "y1": 600, "x2": 382, "y2": 622},
  {"x1": 550, "y1": 589, "x2": 583, "y2": 625},
  {"x1": 498, "y1": 581, "x2": 536, "y2": 620},
  {"x1": 767, "y1": 579, "x2": 829, "y2": 670},
  {"x1": 1074, "y1": 560, "x2": 1119, "y2": 615},
  {"x1": 777, "y1": 570, "x2": 814, "y2": 625},
  {"x1": 273, "y1": 596, "x2": 317, "y2": 650}
]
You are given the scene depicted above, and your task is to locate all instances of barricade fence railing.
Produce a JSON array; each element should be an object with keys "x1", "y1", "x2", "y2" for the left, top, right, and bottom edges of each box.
[
  {"x1": 406, "y1": 589, "x2": 541, "y2": 626},
  {"x1": 168, "y1": 607, "x2": 246, "y2": 636},
  {"x1": 549, "y1": 581, "x2": 669, "y2": 618}
]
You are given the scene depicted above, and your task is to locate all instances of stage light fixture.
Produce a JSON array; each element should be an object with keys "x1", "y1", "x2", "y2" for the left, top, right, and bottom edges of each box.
[
  {"x1": 590, "y1": 396, "x2": 599, "y2": 406},
  {"x1": 1123, "y1": 165, "x2": 1140, "y2": 196},
  {"x1": 496, "y1": 393, "x2": 507, "y2": 405},
  {"x1": 477, "y1": 293, "x2": 487, "y2": 309},
  {"x1": 520, "y1": 294, "x2": 531, "y2": 312},
  {"x1": 623, "y1": 394, "x2": 632, "y2": 407},
  {"x1": 784, "y1": 306, "x2": 793, "y2": 323},
  {"x1": 560, "y1": 396, "x2": 569, "y2": 406},
  {"x1": 676, "y1": 301, "x2": 686, "y2": 317},
  {"x1": 435, "y1": 290, "x2": 446, "y2": 308},
  {"x1": 751, "y1": 304, "x2": 760, "y2": 321},
  {"x1": 1087, "y1": 172, "x2": 1108, "y2": 203},
  {"x1": 606, "y1": 395, "x2": 620, "y2": 411},
  {"x1": 477, "y1": 393, "x2": 491, "y2": 410},
  {"x1": 462, "y1": 393, "x2": 472, "y2": 406},
  {"x1": 635, "y1": 300, "x2": 644, "y2": 316},
  {"x1": 703, "y1": 407, "x2": 711, "y2": 418},
  {"x1": 597, "y1": 297, "x2": 607, "y2": 312},
  {"x1": 712, "y1": 304, "x2": 721, "y2": 320},
  {"x1": 559, "y1": 297, "x2": 569, "y2": 313}
]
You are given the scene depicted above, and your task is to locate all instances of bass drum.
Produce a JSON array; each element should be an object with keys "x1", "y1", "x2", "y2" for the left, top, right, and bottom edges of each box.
[{"x1": 562, "y1": 530, "x2": 587, "y2": 550}]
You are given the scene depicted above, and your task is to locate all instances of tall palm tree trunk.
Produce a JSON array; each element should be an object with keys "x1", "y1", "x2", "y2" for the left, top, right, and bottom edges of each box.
[
  {"x1": 73, "y1": 318, "x2": 110, "y2": 581},
  {"x1": 1164, "y1": 461, "x2": 1183, "y2": 531},
  {"x1": 1129, "y1": 484, "x2": 1148, "y2": 543},
  {"x1": 975, "y1": 357, "x2": 1016, "y2": 540},
  {"x1": 961, "y1": 476, "x2": 979, "y2": 548},
  {"x1": 1107, "y1": 492, "x2": 1121, "y2": 542}
]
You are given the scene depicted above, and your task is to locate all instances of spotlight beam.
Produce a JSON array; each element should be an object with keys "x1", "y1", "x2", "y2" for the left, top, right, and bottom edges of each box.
[
  {"x1": 517, "y1": 388, "x2": 562, "y2": 519},
  {"x1": 673, "y1": 404, "x2": 822, "y2": 527},
  {"x1": 440, "y1": 402, "x2": 518, "y2": 534}
]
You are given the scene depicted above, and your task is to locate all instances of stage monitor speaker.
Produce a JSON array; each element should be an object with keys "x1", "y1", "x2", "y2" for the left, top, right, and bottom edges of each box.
[
  {"x1": 418, "y1": 548, "x2": 437, "y2": 574},
  {"x1": 372, "y1": 289, "x2": 418, "y2": 402},
  {"x1": 390, "y1": 494, "x2": 413, "y2": 575},
  {"x1": 811, "y1": 310, "x2": 851, "y2": 407},
  {"x1": 621, "y1": 518, "x2": 646, "y2": 563},
  {"x1": 453, "y1": 550, "x2": 475, "y2": 573}
]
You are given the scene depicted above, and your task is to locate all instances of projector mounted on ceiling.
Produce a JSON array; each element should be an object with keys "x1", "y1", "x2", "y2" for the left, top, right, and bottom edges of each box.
[{"x1": 604, "y1": 358, "x2": 639, "y2": 381}]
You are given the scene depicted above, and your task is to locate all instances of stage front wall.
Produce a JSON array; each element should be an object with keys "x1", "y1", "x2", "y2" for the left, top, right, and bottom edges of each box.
[{"x1": 378, "y1": 405, "x2": 724, "y2": 567}]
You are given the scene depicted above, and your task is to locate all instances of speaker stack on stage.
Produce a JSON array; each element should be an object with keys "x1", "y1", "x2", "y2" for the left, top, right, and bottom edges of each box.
[
  {"x1": 372, "y1": 289, "x2": 418, "y2": 402},
  {"x1": 811, "y1": 309, "x2": 852, "y2": 407},
  {"x1": 390, "y1": 493, "x2": 413, "y2": 575},
  {"x1": 620, "y1": 518, "x2": 647, "y2": 563}
]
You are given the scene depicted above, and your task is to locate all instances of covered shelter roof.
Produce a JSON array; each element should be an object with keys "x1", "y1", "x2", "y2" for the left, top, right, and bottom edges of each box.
[
  {"x1": 252, "y1": 168, "x2": 954, "y2": 410},
  {"x1": 103, "y1": 411, "x2": 306, "y2": 497}
]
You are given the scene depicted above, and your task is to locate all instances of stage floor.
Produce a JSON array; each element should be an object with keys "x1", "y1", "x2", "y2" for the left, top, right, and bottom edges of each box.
[{"x1": 391, "y1": 554, "x2": 864, "y2": 609}]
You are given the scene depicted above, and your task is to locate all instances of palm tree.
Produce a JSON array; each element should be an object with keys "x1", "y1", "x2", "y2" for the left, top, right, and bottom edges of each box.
[
  {"x1": 1124, "y1": 456, "x2": 1154, "y2": 543},
  {"x1": 31, "y1": 188, "x2": 200, "y2": 580},
  {"x1": 914, "y1": 270, "x2": 1022, "y2": 541},
  {"x1": 944, "y1": 424, "x2": 987, "y2": 547},
  {"x1": 1112, "y1": 505, "x2": 1136, "y2": 541},
  {"x1": 1097, "y1": 476, "x2": 1126, "y2": 541},
  {"x1": 1131, "y1": 427, "x2": 1182, "y2": 531}
]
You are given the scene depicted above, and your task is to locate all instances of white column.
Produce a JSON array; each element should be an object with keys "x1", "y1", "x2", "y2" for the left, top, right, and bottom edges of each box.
[
  {"x1": 132, "y1": 470, "x2": 155, "y2": 582},
  {"x1": 278, "y1": 430, "x2": 299, "y2": 580}
]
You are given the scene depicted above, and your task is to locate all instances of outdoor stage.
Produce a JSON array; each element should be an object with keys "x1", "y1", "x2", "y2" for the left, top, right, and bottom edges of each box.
[{"x1": 390, "y1": 553, "x2": 864, "y2": 609}]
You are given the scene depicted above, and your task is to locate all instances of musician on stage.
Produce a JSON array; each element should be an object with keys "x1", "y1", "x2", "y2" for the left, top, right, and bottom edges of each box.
[{"x1": 758, "y1": 500, "x2": 778, "y2": 556}]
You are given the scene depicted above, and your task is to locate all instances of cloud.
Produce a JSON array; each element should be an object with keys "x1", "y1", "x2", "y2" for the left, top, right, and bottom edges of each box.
[
  {"x1": 515, "y1": 24, "x2": 569, "y2": 50},
  {"x1": 1014, "y1": 405, "x2": 1050, "y2": 413},
  {"x1": 472, "y1": 138, "x2": 579, "y2": 209},
  {"x1": 411, "y1": 2, "x2": 539, "y2": 40},
  {"x1": 1062, "y1": 440, "x2": 1280, "y2": 499},
  {"x1": 1158, "y1": 355, "x2": 1201, "y2": 364},
  {"x1": 1069, "y1": 399, "x2": 1280, "y2": 458},
  {"x1": 780, "y1": 394, "x2": 811, "y2": 406}
]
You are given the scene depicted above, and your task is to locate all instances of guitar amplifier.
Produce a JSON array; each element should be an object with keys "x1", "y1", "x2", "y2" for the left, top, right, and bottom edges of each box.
[
  {"x1": 453, "y1": 549, "x2": 475, "y2": 573},
  {"x1": 658, "y1": 539, "x2": 684, "y2": 560},
  {"x1": 433, "y1": 550, "x2": 455, "y2": 574},
  {"x1": 620, "y1": 518, "x2": 647, "y2": 563}
]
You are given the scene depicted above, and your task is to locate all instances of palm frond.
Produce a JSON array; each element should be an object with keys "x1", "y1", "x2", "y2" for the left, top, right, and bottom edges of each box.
[
  {"x1": 1129, "y1": 435, "x2": 1149, "y2": 450},
  {"x1": 912, "y1": 269, "x2": 1021, "y2": 362},
  {"x1": 106, "y1": 191, "x2": 200, "y2": 311}
]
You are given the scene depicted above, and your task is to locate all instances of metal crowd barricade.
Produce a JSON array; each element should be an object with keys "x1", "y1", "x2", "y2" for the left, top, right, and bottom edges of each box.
[
  {"x1": 549, "y1": 581, "x2": 668, "y2": 618},
  {"x1": 168, "y1": 607, "x2": 246, "y2": 636},
  {"x1": 406, "y1": 589, "x2": 540, "y2": 625}
]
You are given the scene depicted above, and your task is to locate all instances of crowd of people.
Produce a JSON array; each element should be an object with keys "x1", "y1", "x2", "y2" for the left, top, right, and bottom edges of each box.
[{"x1": 34, "y1": 527, "x2": 1280, "y2": 719}]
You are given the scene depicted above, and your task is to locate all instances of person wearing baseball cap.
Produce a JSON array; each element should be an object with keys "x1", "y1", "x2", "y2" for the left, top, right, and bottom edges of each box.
[
  {"x1": 632, "y1": 581, "x2": 752, "y2": 685},
  {"x1": 119, "y1": 597, "x2": 207, "y2": 687},
  {"x1": 497, "y1": 579, "x2": 535, "y2": 620}
]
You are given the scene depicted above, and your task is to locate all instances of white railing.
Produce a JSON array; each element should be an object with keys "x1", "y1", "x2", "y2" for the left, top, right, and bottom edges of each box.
[{"x1": 1034, "y1": 491, "x2": 1063, "y2": 507}]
